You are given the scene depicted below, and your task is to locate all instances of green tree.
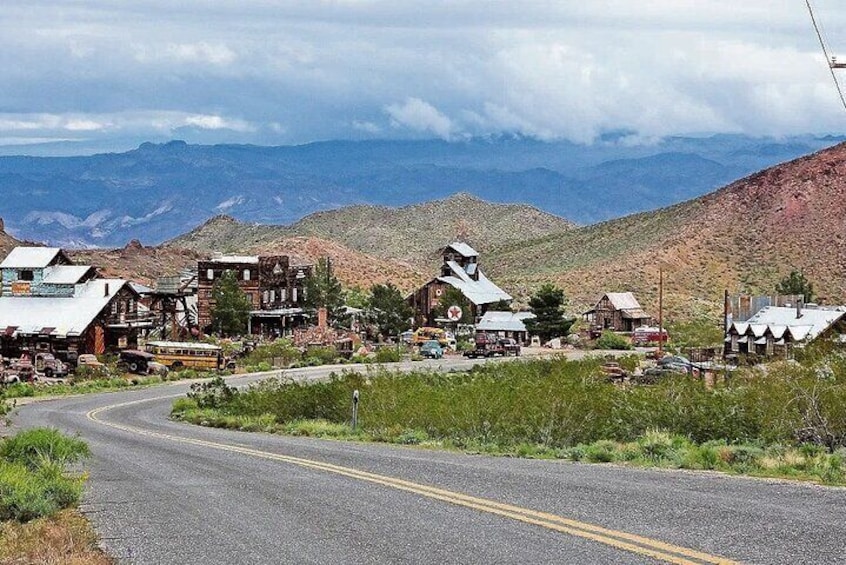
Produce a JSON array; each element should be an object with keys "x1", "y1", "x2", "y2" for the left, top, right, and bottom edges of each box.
[
  {"x1": 525, "y1": 284, "x2": 574, "y2": 342},
  {"x1": 776, "y1": 269, "x2": 815, "y2": 302},
  {"x1": 343, "y1": 285, "x2": 370, "y2": 310},
  {"x1": 210, "y1": 270, "x2": 251, "y2": 336},
  {"x1": 368, "y1": 283, "x2": 413, "y2": 338},
  {"x1": 434, "y1": 286, "x2": 473, "y2": 324},
  {"x1": 304, "y1": 257, "x2": 344, "y2": 322},
  {"x1": 488, "y1": 299, "x2": 512, "y2": 311}
]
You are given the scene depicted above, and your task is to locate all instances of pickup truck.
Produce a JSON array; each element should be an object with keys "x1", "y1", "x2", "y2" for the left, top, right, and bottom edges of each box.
[
  {"x1": 464, "y1": 334, "x2": 521, "y2": 358},
  {"x1": 497, "y1": 338, "x2": 521, "y2": 356}
]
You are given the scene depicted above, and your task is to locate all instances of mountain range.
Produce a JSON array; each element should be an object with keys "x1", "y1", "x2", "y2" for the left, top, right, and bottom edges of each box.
[
  {"x1": 0, "y1": 134, "x2": 840, "y2": 248},
  {"x1": 1, "y1": 137, "x2": 845, "y2": 322}
]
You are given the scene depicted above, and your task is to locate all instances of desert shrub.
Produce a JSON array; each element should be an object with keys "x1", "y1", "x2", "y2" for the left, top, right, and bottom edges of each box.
[
  {"x1": 71, "y1": 365, "x2": 110, "y2": 382},
  {"x1": 595, "y1": 331, "x2": 631, "y2": 350},
  {"x1": 304, "y1": 346, "x2": 339, "y2": 365},
  {"x1": 583, "y1": 440, "x2": 618, "y2": 463},
  {"x1": 176, "y1": 350, "x2": 846, "y2": 477},
  {"x1": 374, "y1": 346, "x2": 402, "y2": 364},
  {"x1": 0, "y1": 429, "x2": 89, "y2": 471},
  {"x1": 187, "y1": 376, "x2": 238, "y2": 409},
  {"x1": 0, "y1": 429, "x2": 89, "y2": 522},
  {"x1": 243, "y1": 340, "x2": 300, "y2": 368},
  {"x1": 0, "y1": 461, "x2": 84, "y2": 522},
  {"x1": 2, "y1": 383, "x2": 34, "y2": 398}
]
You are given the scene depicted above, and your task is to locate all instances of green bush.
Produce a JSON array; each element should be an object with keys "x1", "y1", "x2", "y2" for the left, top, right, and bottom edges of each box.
[
  {"x1": 0, "y1": 429, "x2": 89, "y2": 522},
  {"x1": 243, "y1": 339, "x2": 301, "y2": 368},
  {"x1": 173, "y1": 352, "x2": 846, "y2": 480},
  {"x1": 584, "y1": 440, "x2": 618, "y2": 463},
  {"x1": 0, "y1": 428, "x2": 90, "y2": 471},
  {"x1": 375, "y1": 346, "x2": 402, "y2": 364},
  {"x1": 187, "y1": 376, "x2": 238, "y2": 409},
  {"x1": 595, "y1": 331, "x2": 631, "y2": 350},
  {"x1": 304, "y1": 346, "x2": 339, "y2": 365}
]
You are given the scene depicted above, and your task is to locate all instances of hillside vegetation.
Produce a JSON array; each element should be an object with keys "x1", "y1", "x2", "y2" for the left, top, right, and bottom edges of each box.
[
  {"x1": 490, "y1": 142, "x2": 846, "y2": 319},
  {"x1": 168, "y1": 193, "x2": 573, "y2": 269}
]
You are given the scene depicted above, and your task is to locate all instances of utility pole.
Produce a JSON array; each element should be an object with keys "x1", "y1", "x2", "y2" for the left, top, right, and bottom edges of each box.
[{"x1": 657, "y1": 269, "x2": 664, "y2": 358}]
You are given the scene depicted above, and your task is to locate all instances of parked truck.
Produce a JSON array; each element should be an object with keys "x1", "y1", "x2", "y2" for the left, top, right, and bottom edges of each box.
[{"x1": 463, "y1": 333, "x2": 520, "y2": 358}]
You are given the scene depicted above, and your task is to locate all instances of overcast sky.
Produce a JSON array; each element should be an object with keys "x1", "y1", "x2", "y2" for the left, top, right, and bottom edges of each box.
[{"x1": 3, "y1": 0, "x2": 846, "y2": 153}]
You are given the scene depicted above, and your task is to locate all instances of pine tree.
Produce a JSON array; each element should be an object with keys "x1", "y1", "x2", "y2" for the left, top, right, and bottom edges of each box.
[
  {"x1": 210, "y1": 270, "x2": 251, "y2": 336},
  {"x1": 304, "y1": 257, "x2": 344, "y2": 322},
  {"x1": 368, "y1": 283, "x2": 413, "y2": 337},
  {"x1": 525, "y1": 284, "x2": 574, "y2": 342},
  {"x1": 776, "y1": 270, "x2": 815, "y2": 302}
]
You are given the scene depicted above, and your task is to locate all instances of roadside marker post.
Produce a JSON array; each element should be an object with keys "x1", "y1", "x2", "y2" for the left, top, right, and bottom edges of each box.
[{"x1": 352, "y1": 389, "x2": 360, "y2": 430}]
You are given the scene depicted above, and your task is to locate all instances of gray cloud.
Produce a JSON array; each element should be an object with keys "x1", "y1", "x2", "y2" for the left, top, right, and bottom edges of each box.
[{"x1": 2, "y1": 1, "x2": 846, "y2": 152}]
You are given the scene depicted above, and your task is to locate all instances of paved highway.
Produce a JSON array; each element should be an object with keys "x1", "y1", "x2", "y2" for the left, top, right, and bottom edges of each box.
[{"x1": 12, "y1": 359, "x2": 846, "y2": 564}]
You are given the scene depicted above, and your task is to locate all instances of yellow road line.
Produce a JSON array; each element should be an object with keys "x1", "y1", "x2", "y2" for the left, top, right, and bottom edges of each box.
[{"x1": 87, "y1": 398, "x2": 740, "y2": 565}]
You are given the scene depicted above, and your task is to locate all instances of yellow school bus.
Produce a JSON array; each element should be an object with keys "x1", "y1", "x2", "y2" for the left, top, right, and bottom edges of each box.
[
  {"x1": 411, "y1": 327, "x2": 448, "y2": 346},
  {"x1": 144, "y1": 341, "x2": 224, "y2": 370}
]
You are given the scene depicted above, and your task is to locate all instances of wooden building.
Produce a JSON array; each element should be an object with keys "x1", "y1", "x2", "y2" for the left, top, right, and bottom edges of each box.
[
  {"x1": 0, "y1": 247, "x2": 151, "y2": 362},
  {"x1": 197, "y1": 254, "x2": 311, "y2": 335},
  {"x1": 724, "y1": 304, "x2": 846, "y2": 362},
  {"x1": 409, "y1": 242, "x2": 511, "y2": 326},
  {"x1": 583, "y1": 292, "x2": 652, "y2": 332}
]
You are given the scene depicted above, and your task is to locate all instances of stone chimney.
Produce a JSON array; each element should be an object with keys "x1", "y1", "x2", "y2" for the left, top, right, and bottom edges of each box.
[
  {"x1": 0, "y1": 217, "x2": 5, "y2": 233},
  {"x1": 104, "y1": 282, "x2": 110, "y2": 297},
  {"x1": 796, "y1": 297, "x2": 804, "y2": 319},
  {"x1": 318, "y1": 307, "x2": 328, "y2": 329}
]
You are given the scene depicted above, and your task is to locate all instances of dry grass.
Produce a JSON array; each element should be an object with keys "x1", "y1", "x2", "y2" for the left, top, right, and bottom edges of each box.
[{"x1": 0, "y1": 510, "x2": 111, "y2": 565}]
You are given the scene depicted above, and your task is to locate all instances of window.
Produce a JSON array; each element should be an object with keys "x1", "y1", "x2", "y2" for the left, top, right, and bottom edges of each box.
[
  {"x1": 243, "y1": 269, "x2": 251, "y2": 281},
  {"x1": 207, "y1": 269, "x2": 214, "y2": 280},
  {"x1": 292, "y1": 288, "x2": 298, "y2": 302},
  {"x1": 281, "y1": 288, "x2": 287, "y2": 302},
  {"x1": 269, "y1": 289, "x2": 275, "y2": 303},
  {"x1": 111, "y1": 301, "x2": 119, "y2": 314},
  {"x1": 128, "y1": 299, "x2": 135, "y2": 313},
  {"x1": 731, "y1": 335, "x2": 738, "y2": 352},
  {"x1": 19, "y1": 270, "x2": 34, "y2": 281},
  {"x1": 263, "y1": 290, "x2": 269, "y2": 304}
]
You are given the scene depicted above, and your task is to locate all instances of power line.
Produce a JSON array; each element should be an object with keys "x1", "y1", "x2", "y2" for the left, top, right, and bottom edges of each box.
[{"x1": 806, "y1": 0, "x2": 846, "y2": 112}]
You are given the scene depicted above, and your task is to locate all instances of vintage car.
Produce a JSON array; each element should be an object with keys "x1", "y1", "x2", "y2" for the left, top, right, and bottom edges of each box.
[
  {"x1": 34, "y1": 352, "x2": 68, "y2": 378},
  {"x1": 118, "y1": 349, "x2": 156, "y2": 374},
  {"x1": 419, "y1": 340, "x2": 444, "y2": 359}
]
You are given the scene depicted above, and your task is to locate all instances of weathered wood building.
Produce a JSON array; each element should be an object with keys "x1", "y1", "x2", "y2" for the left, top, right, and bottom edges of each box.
[
  {"x1": 0, "y1": 247, "x2": 150, "y2": 361},
  {"x1": 583, "y1": 292, "x2": 652, "y2": 332},
  {"x1": 409, "y1": 242, "x2": 511, "y2": 326},
  {"x1": 197, "y1": 254, "x2": 311, "y2": 335},
  {"x1": 725, "y1": 304, "x2": 846, "y2": 362}
]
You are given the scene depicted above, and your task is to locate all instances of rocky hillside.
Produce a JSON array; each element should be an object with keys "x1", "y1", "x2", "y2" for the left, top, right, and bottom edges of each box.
[
  {"x1": 288, "y1": 193, "x2": 574, "y2": 267},
  {"x1": 490, "y1": 142, "x2": 846, "y2": 320},
  {"x1": 69, "y1": 236, "x2": 425, "y2": 293},
  {"x1": 0, "y1": 219, "x2": 21, "y2": 258},
  {"x1": 69, "y1": 240, "x2": 203, "y2": 287},
  {"x1": 168, "y1": 193, "x2": 574, "y2": 268}
]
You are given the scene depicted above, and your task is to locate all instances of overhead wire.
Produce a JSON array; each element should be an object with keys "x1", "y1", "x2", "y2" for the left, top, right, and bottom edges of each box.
[{"x1": 806, "y1": 0, "x2": 846, "y2": 112}]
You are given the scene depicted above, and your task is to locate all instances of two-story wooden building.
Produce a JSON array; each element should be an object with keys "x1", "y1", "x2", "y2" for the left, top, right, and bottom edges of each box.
[
  {"x1": 0, "y1": 247, "x2": 150, "y2": 361},
  {"x1": 409, "y1": 242, "x2": 512, "y2": 325},
  {"x1": 196, "y1": 254, "x2": 311, "y2": 335}
]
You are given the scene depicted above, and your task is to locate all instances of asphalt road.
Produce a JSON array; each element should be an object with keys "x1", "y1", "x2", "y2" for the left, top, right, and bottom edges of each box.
[{"x1": 12, "y1": 358, "x2": 846, "y2": 564}]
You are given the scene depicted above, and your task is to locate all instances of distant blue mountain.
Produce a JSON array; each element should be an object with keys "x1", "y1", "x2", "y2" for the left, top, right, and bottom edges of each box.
[{"x1": 0, "y1": 135, "x2": 840, "y2": 247}]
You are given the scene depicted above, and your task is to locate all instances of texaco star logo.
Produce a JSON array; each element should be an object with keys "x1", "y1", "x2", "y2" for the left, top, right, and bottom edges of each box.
[{"x1": 448, "y1": 305, "x2": 463, "y2": 321}]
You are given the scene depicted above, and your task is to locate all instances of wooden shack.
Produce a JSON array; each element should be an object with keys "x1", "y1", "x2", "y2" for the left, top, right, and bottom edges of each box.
[{"x1": 583, "y1": 292, "x2": 652, "y2": 332}]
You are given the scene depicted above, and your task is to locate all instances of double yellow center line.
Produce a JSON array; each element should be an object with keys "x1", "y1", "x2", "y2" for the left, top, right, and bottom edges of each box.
[{"x1": 87, "y1": 398, "x2": 739, "y2": 565}]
